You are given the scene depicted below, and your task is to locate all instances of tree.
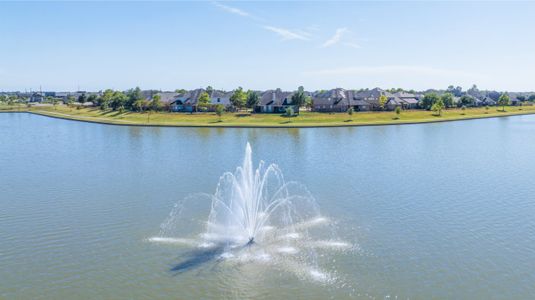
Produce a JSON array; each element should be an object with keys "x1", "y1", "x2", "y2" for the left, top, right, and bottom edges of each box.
[
  {"x1": 133, "y1": 99, "x2": 146, "y2": 112},
  {"x1": 53, "y1": 98, "x2": 59, "y2": 110},
  {"x1": 441, "y1": 93, "x2": 454, "y2": 108},
  {"x1": 66, "y1": 96, "x2": 75, "y2": 111},
  {"x1": 421, "y1": 93, "x2": 439, "y2": 110},
  {"x1": 111, "y1": 91, "x2": 127, "y2": 111},
  {"x1": 498, "y1": 93, "x2": 510, "y2": 112},
  {"x1": 305, "y1": 96, "x2": 313, "y2": 111},
  {"x1": 394, "y1": 106, "x2": 401, "y2": 119},
  {"x1": 197, "y1": 91, "x2": 210, "y2": 112},
  {"x1": 461, "y1": 105, "x2": 466, "y2": 115},
  {"x1": 7, "y1": 96, "x2": 15, "y2": 106},
  {"x1": 230, "y1": 87, "x2": 246, "y2": 110},
  {"x1": 458, "y1": 95, "x2": 474, "y2": 107},
  {"x1": 126, "y1": 87, "x2": 143, "y2": 110},
  {"x1": 378, "y1": 94, "x2": 388, "y2": 110},
  {"x1": 284, "y1": 107, "x2": 294, "y2": 122},
  {"x1": 431, "y1": 98, "x2": 445, "y2": 116},
  {"x1": 175, "y1": 89, "x2": 187, "y2": 94},
  {"x1": 215, "y1": 104, "x2": 224, "y2": 122},
  {"x1": 206, "y1": 86, "x2": 214, "y2": 95},
  {"x1": 87, "y1": 94, "x2": 97, "y2": 105},
  {"x1": 467, "y1": 84, "x2": 480, "y2": 97},
  {"x1": 485, "y1": 105, "x2": 489, "y2": 114},
  {"x1": 101, "y1": 89, "x2": 114, "y2": 110},
  {"x1": 291, "y1": 86, "x2": 307, "y2": 111},
  {"x1": 516, "y1": 95, "x2": 526, "y2": 102},
  {"x1": 347, "y1": 107, "x2": 354, "y2": 121},
  {"x1": 246, "y1": 91, "x2": 259, "y2": 111},
  {"x1": 529, "y1": 95, "x2": 535, "y2": 102},
  {"x1": 447, "y1": 85, "x2": 463, "y2": 97},
  {"x1": 78, "y1": 93, "x2": 87, "y2": 104},
  {"x1": 151, "y1": 94, "x2": 162, "y2": 111}
]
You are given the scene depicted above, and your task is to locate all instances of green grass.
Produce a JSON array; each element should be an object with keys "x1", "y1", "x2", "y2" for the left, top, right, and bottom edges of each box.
[{"x1": 3, "y1": 104, "x2": 535, "y2": 127}]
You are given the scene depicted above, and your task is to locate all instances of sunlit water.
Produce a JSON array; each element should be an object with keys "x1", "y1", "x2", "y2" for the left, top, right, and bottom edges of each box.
[{"x1": 1, "y1": 112, "x2": 535, "y2": 299}]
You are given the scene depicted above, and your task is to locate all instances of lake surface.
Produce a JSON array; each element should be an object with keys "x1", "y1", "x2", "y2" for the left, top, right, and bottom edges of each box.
[{"x1": 1, "y1": 112, "x2": 535, "y2": 299}]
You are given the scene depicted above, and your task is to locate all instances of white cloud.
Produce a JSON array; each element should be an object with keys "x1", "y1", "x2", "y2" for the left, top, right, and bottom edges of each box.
[
  {"x1": 263, "y1": 26, "x2": 311, "y2": 41},
  {"x1": 213, "y1": 2, "x2": 251, "y2": 17},
  {"x1": 322, "y1": 28, "x2": 349, "y2": 47},
  {"x1": 322, "y1": 28, "x2": 362, "y2": 49},
  {"x1": 303, "y1": 65, "x2": 481, "y2": 79}
]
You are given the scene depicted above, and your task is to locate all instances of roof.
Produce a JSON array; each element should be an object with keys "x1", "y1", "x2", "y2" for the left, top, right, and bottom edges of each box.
[
  {"x1": 312, "y1": 88, "x2": 348, "y2": 106},
  {"x1": 259, "y1": 89, "x2": 293, "y2": 106},
  {"x1": 157, "y1": 92, "x2": 180, "y2": 103}
]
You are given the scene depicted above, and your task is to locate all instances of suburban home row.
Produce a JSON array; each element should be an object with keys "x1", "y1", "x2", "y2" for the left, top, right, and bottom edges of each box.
[
  {"x1": 162, "y1": 87, "x2": 422, "y2": 113},
  {"x1": 8, "y1": 88, "x2": 531, "y2": 112}
]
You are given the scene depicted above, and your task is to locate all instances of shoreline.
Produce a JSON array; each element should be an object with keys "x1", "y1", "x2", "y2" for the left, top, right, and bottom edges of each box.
[{"x1": 2, "y1": 107, "x2": 535, "y2": 128}]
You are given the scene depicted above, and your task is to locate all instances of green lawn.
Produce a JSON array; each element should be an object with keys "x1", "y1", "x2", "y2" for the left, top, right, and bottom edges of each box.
[{"x1": 4, "y1": 104, "x2": 535, "y2": 127}]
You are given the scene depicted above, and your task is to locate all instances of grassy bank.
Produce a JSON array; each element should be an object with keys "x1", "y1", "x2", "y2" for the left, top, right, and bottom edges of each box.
[{"x1": 3, "y1": 104, "x2": 535, "y2": 127}]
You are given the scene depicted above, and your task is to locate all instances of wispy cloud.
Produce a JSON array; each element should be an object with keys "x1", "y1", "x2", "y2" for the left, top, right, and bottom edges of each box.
[
  {"x1": 322, "y1": 28, "x2": 348, "y2": 47},
  {"x1": 263, "y1": 26, "x2": 311, "y2": 41},
  {"x1": 213, "y1": 2, "x2": 251, "y2": 18},
  {"x1": 303, "y1": 65, "x2": 481, "y2": 79},
  {"x1": 322, "y1": 28, "x2": 361, "y2": 49}
]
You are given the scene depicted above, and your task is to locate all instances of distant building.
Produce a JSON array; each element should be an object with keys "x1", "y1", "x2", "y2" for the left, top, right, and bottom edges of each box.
[
  {"x1": 255, "y1": 89, "x2": 297, "y2": 113},
  {"x1": 29, "y1": 92, "x2": 45, "y2": 103}
]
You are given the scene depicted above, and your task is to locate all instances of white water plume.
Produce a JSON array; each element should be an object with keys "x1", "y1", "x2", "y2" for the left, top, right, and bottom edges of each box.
[{"x1": 149, "y1": 142, "x2": 351, "y2": 283}]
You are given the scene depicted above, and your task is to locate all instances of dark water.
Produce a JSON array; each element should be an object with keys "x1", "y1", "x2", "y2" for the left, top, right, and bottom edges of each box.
[{"x1": 1, "y1": 112, "x2": 535, "y2": 299}]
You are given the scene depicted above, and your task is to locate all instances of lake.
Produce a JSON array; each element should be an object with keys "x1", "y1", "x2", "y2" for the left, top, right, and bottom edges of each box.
[{"x1": 1, "y1": 112, "x2": 535, "y2": 299}]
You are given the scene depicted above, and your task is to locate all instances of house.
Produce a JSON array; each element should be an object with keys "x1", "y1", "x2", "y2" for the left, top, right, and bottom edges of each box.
[
  {"x1": 210, "y1": 90, "x2": 233, "y2": 107},
  {"x1": 255, "y1": 89, "x2": 297, "y2": 113},
  {"x1": 312, "y1": 88, "x2": 350, "y2": 112},
  {"x1": 170, "y1": 89, "x2": 205, "y2": 112},
  {"x1": 352, "y1": 88, "x2": 391, "y2": 111},
  {"x1": 480, "y1": 96, "x2": 497, "y2": 106},
  {"x1": 392, "y1": 92, "x2": 419, "y2": 109},
  {"x1": 29, "y1": 92, "x2": 45, "y2": 103}
]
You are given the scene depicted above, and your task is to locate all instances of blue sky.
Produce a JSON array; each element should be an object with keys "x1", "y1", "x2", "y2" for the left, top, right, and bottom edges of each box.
[{"x1": 1, "y1": 1, "x2": 534, "y2": 92}]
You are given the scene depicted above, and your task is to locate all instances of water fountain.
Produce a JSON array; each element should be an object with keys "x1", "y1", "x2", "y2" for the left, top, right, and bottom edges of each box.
[{"x1": 149, "y1": 143, "x2": 350, "y2": 282}]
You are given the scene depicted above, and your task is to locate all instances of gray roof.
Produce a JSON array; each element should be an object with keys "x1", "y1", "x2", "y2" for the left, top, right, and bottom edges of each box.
[
  {"x1": 259, "y1": 89, "x2": 293, "y2": 106},
  {"x1": 157, "y1": 92, "x2": 180, "y2": 104}
]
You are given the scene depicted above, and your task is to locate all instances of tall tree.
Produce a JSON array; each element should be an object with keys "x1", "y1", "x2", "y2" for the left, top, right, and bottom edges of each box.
[
  {"x1": 498, "y1": 93, "x2": 510, "y2": 112},
  {"x1": 458, "y1": 95, "x2": 474, "y2": 107},
  {"x1": 230, "y1": 87, "x2": 246, "y2": 110},
  {"x1": 441, "y1": 93, "x2": 454, "y2": 108},
  {"x1": 151, "y1": 94, "x2": 162, "y2": 111},
  {"x1": 246, "y1": 91, "x2": 259, "y2": 110},
  {"x1": 111, "y1": 91, "x2": 127, "y2": 111},
  {"x1": 133, "y1": 99, "x2": 146, "y2": 112},
  {"x1": 197, "y1": 91, "x2": 211, "y2": 111},
  {"x1": 87, "y1": 94, "x2": 97, "y2": 104},
  {"x1": 126, "y1": 87, "x2": 143, "y2": 110},
  {"x1": 305, "y1": 96, "x2": 313, "y2": 111},
  {"x1": 206, "y1": 86, "x2": 214, "y2": 95},
  {"x1": 420, "y1": 93, "x2": 439, "y2": 110},
  {"x1": 101, "y1": 89, "x2": 114, "y2": 110},
  {"x1": 291, "y1": 86, "x2": 307, "y2": 110},
  {"x1": 78, "y1": 93, "x2": 87, "y2": 104}
]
